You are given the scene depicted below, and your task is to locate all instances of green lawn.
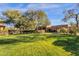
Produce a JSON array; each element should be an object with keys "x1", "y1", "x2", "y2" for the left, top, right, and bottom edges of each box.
[{"x1": 0, "y1": 33, "x2": 78, "y2": 56}]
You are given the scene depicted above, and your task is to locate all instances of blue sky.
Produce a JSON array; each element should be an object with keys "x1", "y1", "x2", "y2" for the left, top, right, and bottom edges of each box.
[{"x1": 0, "y1": 3, "x2": 77, "y2": 25}]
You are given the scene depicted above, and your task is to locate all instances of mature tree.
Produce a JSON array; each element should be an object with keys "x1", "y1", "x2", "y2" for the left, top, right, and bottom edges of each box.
[
  {"x1": 36, "y1": 10, "x2": 50, "y2": 27},
  {"x1": 3, "y1": 10, "x2": 30, "y2": 33},
  {"x1": 24, "y1": 10, "x2": 37, "y2": 30},
  {"x1": 63, "y1": 4, "x2": 79, "y2": 35},
  {"x1": 63, "y1": 5, "x2": 79, "y2": 28},
  {"x1": 24, "y1": 10, "x2": 50, "y2": 31},
  {"x1": 3, "y1": 9, "x2": 50, "y2": 33}
]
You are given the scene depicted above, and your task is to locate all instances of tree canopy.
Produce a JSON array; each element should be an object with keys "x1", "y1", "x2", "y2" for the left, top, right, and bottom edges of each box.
[
  {"x1": 63, "y1": 4, "x2": 79, "y2": 28},
  {"x1": 2, "y1": 9, "x2": 50, "y2": 31}
]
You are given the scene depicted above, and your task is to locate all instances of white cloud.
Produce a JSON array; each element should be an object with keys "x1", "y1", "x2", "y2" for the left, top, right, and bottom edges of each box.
[
  {"x1": 26, "y1": 3, "x2": 61, "y2": 10},
  {"x1": 0, "y1": 3, "x2": 62, "y2": 12}
]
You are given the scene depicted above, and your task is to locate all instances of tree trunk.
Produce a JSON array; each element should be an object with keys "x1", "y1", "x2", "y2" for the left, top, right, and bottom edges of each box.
[
  {"x1": 35, "y1": 18, "x2": 39, "y2": 32},
  {"x1": 74, "y1": 14, "x2": 79, "y2": 35},
  {"x1": 76, "y1": 14, "x2": 79, "y2": 28}
]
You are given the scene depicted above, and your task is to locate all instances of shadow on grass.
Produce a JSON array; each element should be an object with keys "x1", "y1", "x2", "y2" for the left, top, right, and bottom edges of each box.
[
  {"x1": 0, "y1": 39, "x2": 20, "y2": 44},
  {"x1": 0, "y1": 35, "x2": 46, "y2": 45},
  {"x1": 47, "y1": 34, "x2": 76, "y2": 38},
  {"x1": 53, "y1": 36, "x2": 79, "y2": 56},
  {"x1": 0, "y1": 34, "x2": 74, "y2": 45}
]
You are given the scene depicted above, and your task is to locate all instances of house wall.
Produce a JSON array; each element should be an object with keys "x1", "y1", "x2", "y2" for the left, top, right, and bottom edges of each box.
[{"x1": 0, "y1": 26, "x2": 8, "y2": 35}]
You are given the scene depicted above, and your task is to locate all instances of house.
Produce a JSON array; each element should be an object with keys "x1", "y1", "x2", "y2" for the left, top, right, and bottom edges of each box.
[
  {"x1": 0, "y1": 20, "x2": 8, "y2": 35},
  {"x1": 46, "y1": 24, "x2": 69, "y2": 32}
]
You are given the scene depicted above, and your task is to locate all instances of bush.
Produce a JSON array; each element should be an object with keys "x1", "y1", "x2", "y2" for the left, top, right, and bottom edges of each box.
[
  {"x1": 36, "y1": 30, "x2": 45, "y2": 33},
  {"x1": 57, "y1": 27, "x2": 68, "y2": 34},
  {"x1": 69, "y1": 26, "x2": 78, "y2": 35},
  {"x1": 22, "y1": 30, "x2": 36, "y2": 33}
]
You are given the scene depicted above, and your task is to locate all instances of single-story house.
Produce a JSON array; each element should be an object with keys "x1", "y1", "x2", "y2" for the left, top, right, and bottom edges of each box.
[{"x1": 46, "y1": 25, "x2": 69, "y2": 32}]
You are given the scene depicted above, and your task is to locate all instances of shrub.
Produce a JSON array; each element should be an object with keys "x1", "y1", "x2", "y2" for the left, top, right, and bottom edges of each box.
[
  {"x1": 69, "y1": 26, "x2": 78, "y2": 35},
  {"x1": 57, "y1": 27, "x2": 68, "y2": 34}
]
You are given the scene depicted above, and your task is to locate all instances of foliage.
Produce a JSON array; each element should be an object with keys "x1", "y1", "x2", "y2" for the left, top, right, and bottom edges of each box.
[
  {"x1": 3, "y1": 10, "x2": 21, "y2": 24},
  {"x1": 24, "y1": 10, "x2": 50, "y2": 30},
  {"x1": 63, "y1": 6, "x2": 79, "y2": 28},
  {"x1": 3, "y1": 9, "x2": 50, "y2": 32},
  {"x1": 57, "y1": 27, "x2": 68, "y2": 34},
  {"x1": 69, "y1": 25, "x2": 78, "y2": 35}
]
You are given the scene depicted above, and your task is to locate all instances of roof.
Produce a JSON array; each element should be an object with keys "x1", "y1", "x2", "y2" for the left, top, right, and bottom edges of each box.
[
  {"x1": 50, "y1": 25, "x2": 68, "y2": 30},
  {"x1": 0, "y1": 24, "x2": 5, "y2": 27}
]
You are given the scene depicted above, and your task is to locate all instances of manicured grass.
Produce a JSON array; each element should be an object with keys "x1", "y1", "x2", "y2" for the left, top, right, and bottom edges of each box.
[{"x1": 0, "y1": 33, "x2": 77, "y2": 56}]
